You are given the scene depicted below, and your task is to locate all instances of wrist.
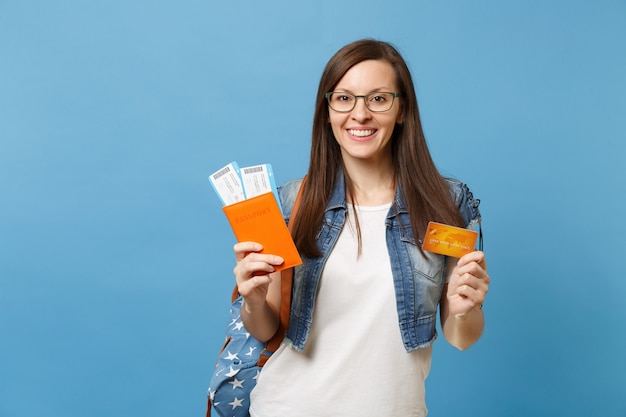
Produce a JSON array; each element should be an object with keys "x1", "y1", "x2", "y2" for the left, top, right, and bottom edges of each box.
[
  {"x1": 454, "y1": 303, "x2": 483, "y2": 321},
  {"x1": 242, "y1": 298, "x2": 256, "y2": 316},
  {"x1": 242, "y1": 298, "x2": 265, "y2": 315}
]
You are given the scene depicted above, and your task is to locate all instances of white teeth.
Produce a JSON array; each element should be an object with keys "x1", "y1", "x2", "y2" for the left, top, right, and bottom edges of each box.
[{"x1": 348, "y1": 129, "x2": 375, "y2": 137}]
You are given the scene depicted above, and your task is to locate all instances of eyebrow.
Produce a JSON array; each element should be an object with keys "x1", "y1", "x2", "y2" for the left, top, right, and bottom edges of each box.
[{"x1": 331, "y1": 88, "x2": 394, "y2": 94}]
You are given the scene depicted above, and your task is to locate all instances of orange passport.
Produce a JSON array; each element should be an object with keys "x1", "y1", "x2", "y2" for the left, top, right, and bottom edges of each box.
[{"x1": 222, "y1": 192, "x2": 302, "y2": 271}]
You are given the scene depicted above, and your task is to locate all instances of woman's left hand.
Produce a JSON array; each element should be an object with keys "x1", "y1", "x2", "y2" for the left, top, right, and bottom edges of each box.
[{"x1": 446, "y1": 251, "x2": 490, "y2": 318}]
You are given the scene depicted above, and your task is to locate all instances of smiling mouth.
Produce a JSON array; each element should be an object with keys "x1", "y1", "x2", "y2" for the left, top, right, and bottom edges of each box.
[{"x1": 347, "y1": 129, "x2": 376, "y2": 137}]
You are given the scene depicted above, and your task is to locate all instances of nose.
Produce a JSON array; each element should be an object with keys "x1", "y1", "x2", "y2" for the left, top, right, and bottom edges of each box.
[{"x1": 351, "y1": 96, "x2": 372, "y2": 120}]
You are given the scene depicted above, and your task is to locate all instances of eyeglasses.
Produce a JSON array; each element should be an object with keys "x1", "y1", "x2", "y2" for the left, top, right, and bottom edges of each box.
[{"x1": 325, "y1": 91, "x2": 401, "y2": 113}]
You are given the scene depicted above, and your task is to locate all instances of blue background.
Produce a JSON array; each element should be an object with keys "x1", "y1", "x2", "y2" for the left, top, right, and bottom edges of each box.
[{"x1": 1, "y1": 1, "x2": 625, "y2": 416}]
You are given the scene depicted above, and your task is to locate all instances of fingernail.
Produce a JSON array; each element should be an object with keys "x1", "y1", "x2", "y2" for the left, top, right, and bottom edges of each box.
[{"x1": 275, "y1": 256, "x2": 284, "y2": 264}]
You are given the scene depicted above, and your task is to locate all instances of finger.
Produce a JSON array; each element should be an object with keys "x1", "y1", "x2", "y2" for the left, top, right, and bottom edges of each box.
[
  {"x1": 241, "y1": 253, "x2": 285, "y2": 268},
  {"x1": 450, "y1": 271, "x2": 488, "y2": 304},
  {"x1": 457, "y1": 269, "x2": 490, "y2": 291},
  {"x1": 458, "y1": 250, "x2": 487, "y2": 270},
  {"x1": 235, "y1": 260, "x2": 275, "y2": 277},
  {"x1": 234, "y1": 241, "x2": 263, "y2": 261},
  {"x1": 455, "y1": 282, "x2": 486, "y2": 306},
  {"x1": 240, "y1": 272, "x2": 272, "y2": 289},
  {"x1": 235, "y1": 267, "x2": 271, "y2": 292},
  {"x1": 234, "y1": 255, "x2": 285, "y2": 282},
  {"x1": 455, "y1": 259, "x2": 490, "y2": 282}
]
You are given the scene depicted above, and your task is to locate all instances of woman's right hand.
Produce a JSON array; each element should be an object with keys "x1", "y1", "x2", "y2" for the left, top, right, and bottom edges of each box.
[{"x1": 233, "y1": 241, "x2": 284, "y2": 311}]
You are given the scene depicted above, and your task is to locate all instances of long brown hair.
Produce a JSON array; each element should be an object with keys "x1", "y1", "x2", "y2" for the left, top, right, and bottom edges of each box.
[{"x1": 292, "y1": 39, "x2": 464, "y2": 258}]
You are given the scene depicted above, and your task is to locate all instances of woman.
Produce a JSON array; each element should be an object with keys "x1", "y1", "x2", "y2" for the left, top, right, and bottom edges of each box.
[{"x1": 233, "y1": 39, "x2": 490, "y2": 416}]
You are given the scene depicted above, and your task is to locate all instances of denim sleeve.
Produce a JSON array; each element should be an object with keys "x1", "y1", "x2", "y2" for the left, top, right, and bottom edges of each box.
[
  {"x1": 447, "y1": 178, "x2": 483, "y2": 250},
  {"x1": 457, "y1": 182, "x2": 481, "y2": 228}
]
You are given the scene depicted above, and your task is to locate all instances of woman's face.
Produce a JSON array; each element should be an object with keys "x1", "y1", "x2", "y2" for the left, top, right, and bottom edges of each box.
[{"x1": 328, "y1": 59, "x2": 403, "y2": 168}]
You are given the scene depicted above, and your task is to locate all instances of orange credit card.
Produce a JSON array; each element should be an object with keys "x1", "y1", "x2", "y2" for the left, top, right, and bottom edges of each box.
[{"x1": 422, "y1": 221, "x2": 478, "y2": 258}]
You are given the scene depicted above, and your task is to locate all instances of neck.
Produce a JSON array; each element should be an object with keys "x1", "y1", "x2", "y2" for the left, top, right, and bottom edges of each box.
[{"x1": 343, "y1": 159, "x2": 395, "y2": 206}]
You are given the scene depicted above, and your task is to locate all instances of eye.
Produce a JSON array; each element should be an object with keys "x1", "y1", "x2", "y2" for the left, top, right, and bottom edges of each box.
[
  {"x1": 369, "y1": 94, "x2": 388, "y2": 103},
  {"x1": 336, "y1": 94, "x2": 353, "y2": 102}
]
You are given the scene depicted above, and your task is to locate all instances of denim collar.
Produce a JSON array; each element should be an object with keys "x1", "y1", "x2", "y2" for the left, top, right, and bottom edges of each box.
[
  {"x1": 325, "y1": 169, "x2": 408, "y2": 217},
  {"x1": 326, "y1": 170, "x2": 348, "y2": 211}
]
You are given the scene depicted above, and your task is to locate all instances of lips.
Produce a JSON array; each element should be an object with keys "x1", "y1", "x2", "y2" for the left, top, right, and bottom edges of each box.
[{"x1": 347, "y1": 128, "x2": 376, "y2": 137}]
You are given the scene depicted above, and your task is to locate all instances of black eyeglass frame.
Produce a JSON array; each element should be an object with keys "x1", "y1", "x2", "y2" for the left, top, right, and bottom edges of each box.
[{"x1": 324, "y1": 91, "x2": 402, "y2": 113}]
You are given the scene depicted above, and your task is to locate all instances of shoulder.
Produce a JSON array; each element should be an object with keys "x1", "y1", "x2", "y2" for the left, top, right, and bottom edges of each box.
[
  {"x1": 445, "y1": 178, "x2": 482, "y2": 228},
  {"x1": 277, "y1": 178, "x2": 305, "y2": 221}
]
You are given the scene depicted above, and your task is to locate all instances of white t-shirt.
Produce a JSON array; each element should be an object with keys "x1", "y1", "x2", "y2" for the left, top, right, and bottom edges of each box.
[{"x1": 250, "y1": 203, "x2": 432, "y2": 417}]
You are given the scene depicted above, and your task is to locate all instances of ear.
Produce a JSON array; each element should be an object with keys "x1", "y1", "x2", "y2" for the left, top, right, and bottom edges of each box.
[{"x1": 395, "y1": 106, "x2": 404, "y2": 125}]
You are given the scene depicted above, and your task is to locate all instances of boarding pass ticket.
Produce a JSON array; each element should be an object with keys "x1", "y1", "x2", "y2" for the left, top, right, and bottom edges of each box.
[{"x1": 209, "y1": 161, "x2": 279, "y2": 207}]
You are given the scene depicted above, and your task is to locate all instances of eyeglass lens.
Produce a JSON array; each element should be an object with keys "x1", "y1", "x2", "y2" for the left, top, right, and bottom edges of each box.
[{"x1": 327, "y1": 92, "x2": 396, "y2": 112}]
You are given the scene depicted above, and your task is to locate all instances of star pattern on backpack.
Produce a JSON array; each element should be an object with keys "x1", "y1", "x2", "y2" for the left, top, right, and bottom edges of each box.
[{"x1": 208, "y1": 296, "x2": 268, "y2": 416}]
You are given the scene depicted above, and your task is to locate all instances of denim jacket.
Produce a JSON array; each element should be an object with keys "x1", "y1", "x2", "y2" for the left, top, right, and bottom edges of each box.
[{"x1": 277, "y1": 172, "x2": 481, "y2": 353}]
